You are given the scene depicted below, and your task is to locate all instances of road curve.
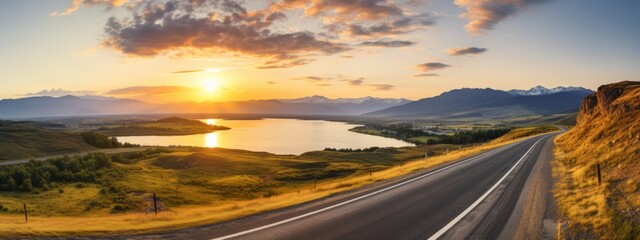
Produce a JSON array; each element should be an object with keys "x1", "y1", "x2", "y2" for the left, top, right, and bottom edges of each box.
[{"x1": 125, "y1": 132, "x2": 558, "y2": 240}]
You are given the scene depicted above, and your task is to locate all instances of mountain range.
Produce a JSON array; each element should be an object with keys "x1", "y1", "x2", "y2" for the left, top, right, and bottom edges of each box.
[
  {"x1": 507, "y1": 86, "x2": 591, "y2": 96},
  {"x1": 0, "y1": 95, "x2": 410, "y2": 119},
  {"x1": 366, "y1": 86, "x2": 594, "y2": 119},
  {"x1": 0, "y1": 85, "x2": 593, "y2": 119}
]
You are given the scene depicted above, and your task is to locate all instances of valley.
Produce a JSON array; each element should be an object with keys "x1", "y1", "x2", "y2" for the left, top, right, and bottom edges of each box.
[
  {"x1": 0, "y1": 83, "x2": 635, "y2": 239},
  {"x1": 0, "y1": 126, "x2": 555, "y2": 236},
  {"x1": 2, "y1": 2, "x2": 638, "y2": 238}
]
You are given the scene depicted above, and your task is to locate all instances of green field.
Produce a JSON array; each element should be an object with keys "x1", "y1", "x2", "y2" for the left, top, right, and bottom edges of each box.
[{"x1": 0, "y1": 121, "x2": 98, "y2": 160}]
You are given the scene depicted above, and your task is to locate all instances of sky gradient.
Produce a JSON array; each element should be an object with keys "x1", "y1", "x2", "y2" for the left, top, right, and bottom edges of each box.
[{"x1": 0, "y1": 0, "x2": 639, "y2": 103}]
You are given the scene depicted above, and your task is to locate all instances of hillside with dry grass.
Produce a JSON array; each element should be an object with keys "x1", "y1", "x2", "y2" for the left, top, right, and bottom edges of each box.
[{"x1": 554, "y1": 81, "x2": 640, "y2": 239}]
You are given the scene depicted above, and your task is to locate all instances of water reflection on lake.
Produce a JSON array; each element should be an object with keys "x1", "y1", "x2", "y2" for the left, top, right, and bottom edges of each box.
[{"x1": 118, "y1": 118, "x2": 413, "y2": 155}]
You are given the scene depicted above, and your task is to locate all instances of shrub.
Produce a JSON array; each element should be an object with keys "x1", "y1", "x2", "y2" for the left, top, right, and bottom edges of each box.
[
  {"x1": 0, "y1": 152, "x2": 115, "y2": 193},
  {"x1": 81, "y1": 132, "x2": 122, "y2": 148}
]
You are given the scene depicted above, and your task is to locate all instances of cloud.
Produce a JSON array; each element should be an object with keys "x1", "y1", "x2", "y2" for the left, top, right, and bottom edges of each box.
[
  {"x1": 293, "y1": 76, "x2": 331, "y2": 83},
  {"x1": 272, "y1": 0, "x2": 404, "y2": 21},
  {"x1": 291, "y1": 75, "x2": 391, "y2": 90},
  {"x1": 368, "y1": 84, "x2": 394, "y2": 91},
  {"x1": 257, "y1": 59, "x2": 316, "y2": 69},
  {"x1": 359, "y1": 40, "x2": 415, "y2": 48},
  {"x1": 341, "y1": 55, "x2": 355, "y2": 59},
  {"x1": 51, "y1": 0, "x2": 128, "y2": 16},
  {"x1": 454, "y1": 0, "x2": 549, "y2": 35},
  {"x1": 446, "y1": 47, "x2": 488, "y2": 56},
  {"x1": 106, "y1": 86, "x2": 193, "y2": 95},
  {"x1": 101, "y1": 1, "x2": 349, "y2": 69},
  {"x1": 345, "y1": 14, "x2": 436, "y2": 37},
  {"x1": 57, "y1": 0, "x2": 439, "y2": 68},
  {"x1": 25, "y1": 89, "x2": 95, "y2": 97},
  {"x1": 344, "y1": 78, "x2": 365, "y2": 86},
  {"x1": 172, "y1": 69, "x2": 206, "y2": 74},
  {"x1": 266, "y1": 81, "x2": 276, "y2": 84},
  {"x1": 414, "y1": 73, "x2": 440, "y2": 77},
  {"x1": 416, "y1": 62, "x2": 451, "y2": 72},
  {"x1": 269, "y1": 0, "x2": 436, "y2": 37},
  {"x1": 171, "y1": 67, "x2": 231, "y2": 74}
]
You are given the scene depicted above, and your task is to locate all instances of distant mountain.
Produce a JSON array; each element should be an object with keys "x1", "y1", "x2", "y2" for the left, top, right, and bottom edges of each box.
[
  {"x1": 0, "y1": 95, "x2": 157, "y2": 119},
  {"x1": 281, "y1": 95, "x2": 409, "y2": 105},
  {"x1": 0, "y1": 95, "x2": 409, "y2": 119},
  {"x1": 507, "y1": 86, "x2": 592, "y2": 96},
  {"x1": 366, "y1": 86, "x2": 594, "y2": 119},
  {"x1": 165, "y1": 96, "x2": 410, "y2": 116}
]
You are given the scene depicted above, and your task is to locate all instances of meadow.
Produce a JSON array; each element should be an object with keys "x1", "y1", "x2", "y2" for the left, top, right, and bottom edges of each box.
[
  {"x1": 0, "y1": 121, "x2": 98, "y2": 160},
  {"x1": 0, "y1": 126, "x2": 557, "y2": 236}
]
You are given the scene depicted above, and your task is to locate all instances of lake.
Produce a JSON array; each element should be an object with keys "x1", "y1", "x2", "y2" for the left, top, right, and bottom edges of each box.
[{"x1": 117, "y1": 118, "x2": 413, "y2": 155}]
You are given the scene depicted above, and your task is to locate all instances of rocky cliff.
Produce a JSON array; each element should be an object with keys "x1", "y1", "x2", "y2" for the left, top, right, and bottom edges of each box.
[{"x1": 554, "y1": 81, "x2": 640, "y2": 238}]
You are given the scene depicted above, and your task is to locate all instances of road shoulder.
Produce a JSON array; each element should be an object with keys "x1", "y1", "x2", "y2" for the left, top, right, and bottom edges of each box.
[{"x1": 499, "y1": 136, "x2": 558, "y2": 240}]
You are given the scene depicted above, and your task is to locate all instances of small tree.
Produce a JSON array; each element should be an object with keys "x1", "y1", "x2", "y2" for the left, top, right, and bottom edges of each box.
[
  {"x1": 7, "y1": 177, "x2": 17, "y2": 191},
  {"x1": 22, "y1": 178, "x2": 33, "y2": 192}
]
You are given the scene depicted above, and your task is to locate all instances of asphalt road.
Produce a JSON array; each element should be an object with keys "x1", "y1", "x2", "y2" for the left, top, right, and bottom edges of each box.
[{"x1": 130, "y1": 133, "x2": 558, "y2": 240}]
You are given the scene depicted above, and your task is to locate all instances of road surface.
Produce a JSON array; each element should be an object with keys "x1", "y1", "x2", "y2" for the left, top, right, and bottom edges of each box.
[{"x1": 127, "y1": 133, "x2": 559, "y2": 240}]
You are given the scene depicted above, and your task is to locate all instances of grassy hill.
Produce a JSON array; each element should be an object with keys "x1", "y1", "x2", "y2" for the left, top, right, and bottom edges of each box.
[
  {"x1": 95, "y1": 117, "x2": 230, "y2": 136},
  {"x1": 0, "y1": 121, "x2": 98, "y2": 160},
  {"x1": 554, "y1": 81, "x2": 640, "y2": 239}
]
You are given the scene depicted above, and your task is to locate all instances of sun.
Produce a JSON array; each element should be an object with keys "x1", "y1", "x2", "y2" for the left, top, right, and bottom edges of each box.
[{"x1": 203, "y1": 79, "x2": 221, "y2": 93}]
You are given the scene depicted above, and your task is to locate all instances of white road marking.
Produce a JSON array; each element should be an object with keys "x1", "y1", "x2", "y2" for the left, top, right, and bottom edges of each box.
[
  {"x1": 426, "y1": 136, "x2": 548, "y2": 240},
  {"x1": 211, "y1": 137, "x2": 538, "y2": 240}
]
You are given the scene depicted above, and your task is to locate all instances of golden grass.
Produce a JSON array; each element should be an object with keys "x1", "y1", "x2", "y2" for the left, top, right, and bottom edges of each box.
[
  {"x1": 553, "y1": 82, "x2": 640, "y2": 238},
  {"x1": 0, "y1": 128, "x2": 554, "y2": 236}
]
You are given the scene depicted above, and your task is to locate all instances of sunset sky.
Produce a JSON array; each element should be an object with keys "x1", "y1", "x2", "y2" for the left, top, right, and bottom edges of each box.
[{"x1": 1, "y1": 0, "x2": 639, "y2": 103}]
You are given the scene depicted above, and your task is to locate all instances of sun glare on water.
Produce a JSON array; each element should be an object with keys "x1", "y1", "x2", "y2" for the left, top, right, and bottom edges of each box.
[{"x1": 205, "y1": 133, "x2": 219, "y2": 148}]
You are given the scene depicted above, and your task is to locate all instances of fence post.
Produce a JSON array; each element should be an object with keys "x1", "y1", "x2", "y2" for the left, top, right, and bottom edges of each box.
[
  {"x1": 596, "y1": 163, "x2": 602, "y2": 185},
  {"x1": 23, "y1": 203, "x2": 28, "y2": 223},
  {"x1": 153, "y1": 193, "x2": 158, "y2": 215},
  {"x1": 313, "y1": 175, "x2": 317, "y2": 190}
]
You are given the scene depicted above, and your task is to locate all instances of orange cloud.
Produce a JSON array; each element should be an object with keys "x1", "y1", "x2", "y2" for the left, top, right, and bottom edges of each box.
[
  {"x1": 51, "y1": 0, "x2": 127, "y2": 16},
  {"x1": 101, "y1": 1, "x2": 349, "y2": 68},
  {"x1": 106, "y1": 86, "x2": 194, "y2": 96},
  {"x1": 455, "y1": 0, "x2": 549, "y2": 35}
]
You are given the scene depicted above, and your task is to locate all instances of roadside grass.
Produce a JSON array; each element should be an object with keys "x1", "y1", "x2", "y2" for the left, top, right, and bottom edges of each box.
[
  {"x1": 0, "y1": 127, "x2": 555, "y2": 236},
  {"x1": 553, "y1": 85, "x2": 640, "y2": 239},
  {"x1": 490, "y1": 125, "x2": 557, "y2": 144}
]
